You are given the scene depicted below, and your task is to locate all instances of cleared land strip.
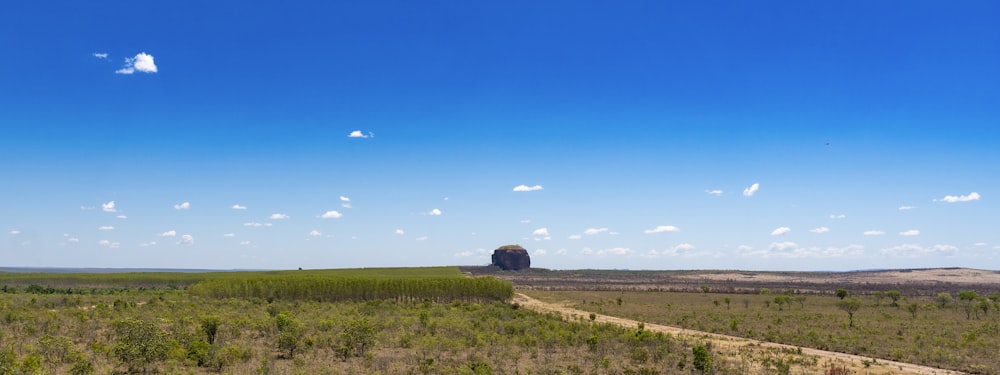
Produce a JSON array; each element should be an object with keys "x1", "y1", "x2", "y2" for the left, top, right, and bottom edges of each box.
[{"x1": 514, "y1": 293, "x2": 965, "y2": 375}]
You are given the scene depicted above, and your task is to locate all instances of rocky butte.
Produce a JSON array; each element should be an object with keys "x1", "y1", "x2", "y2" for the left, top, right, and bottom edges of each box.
[{"x1": 491, "y1": 245, "x2": 531, "y2": 271}]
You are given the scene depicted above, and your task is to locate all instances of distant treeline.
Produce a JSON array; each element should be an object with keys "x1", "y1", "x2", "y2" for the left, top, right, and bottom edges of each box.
[{"x1": 188, "y1": 276, "x2": 515, "y2": 303}]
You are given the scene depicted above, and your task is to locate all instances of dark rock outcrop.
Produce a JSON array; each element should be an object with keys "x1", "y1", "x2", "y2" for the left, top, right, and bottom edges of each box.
[{"x1": 492, "y1": 245, "x2": 530, "y2": 271}]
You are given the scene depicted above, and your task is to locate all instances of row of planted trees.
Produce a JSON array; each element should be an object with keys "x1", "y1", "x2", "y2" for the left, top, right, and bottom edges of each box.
[{"x1": 188, "y1": 276, "x2": 514, "y2": 303}]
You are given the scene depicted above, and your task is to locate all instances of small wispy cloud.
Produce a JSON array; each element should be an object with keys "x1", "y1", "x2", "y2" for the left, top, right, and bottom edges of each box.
[
  {"x1": 232, "y1": 204, "x2": 248, "y2": 210},
  {"x1": 309, "y1": 230, "x2": 322, "y2": 237},
  {"x1": 340, "y1": 196, "x2": 351, "y2": 202},
  {"x1": 98, "y1": 240, "x2": 121, "y2": 249},
  {"x1": 394, "y1": 229, "x2": 405, "y2": 236},
  {"x1": 8, "y1": 230, "x2": 20, "y2": 235},
  {"x1": 513, "y1": 184, "x2": 544, "y2": 192},
  {"x1": 244, "y1": 222, "x2": 273, "y2": 227},
  {"x1": 829, "y1": 214, "x2": 846, "y2": 219},
  {"x1": 809, "y1": 227, "x2": 830, "y2": 234},
  {"x1": 340, "y1": 196, "x2": 351, "y2": 208},
  {"x1": 223, "y1": 233, "x2": 235, "y2": 238},
  {"x1": 584, "y1": 227, "x2": 608, "y2": 235},
  {"x1": 567, "y1": 234, "x2": 582, "y2": 240},
  {"x1": 116, "y1": 215, "x2": 127, "y2": 219},
  {"x1": 140, "y1": 241, "x2": 157, "y2": 247},
  {"x1": 771, "y1": 227, "x2": 791, "y2": 236},
  {"x1": 938, "y1": 192, "x2": 981, "y2": 203},
  {"x1": 98, "y1": 226, "x2": 114, "y2": 231},
  {"x1": 320, "y1": 211, "x2": 343, "y2": 219},
  {"x1": 705, "y1": 189, "x2": 723, "y2": 196},
  {"x1": 160, "y1": 230, "x2": 177, "y2": 237},
  {"x1": 240, "y1": 241, "x2": 252, "y2": 246},
  {"x1": 115, "y1": 52, "x2": 157, "y2": 74},
  {"x1": 743, "y1": 183, "x2": 760, "y2": 197},
  {"x1": 533, "y1": 249, "x2": 547, "y2": 256},
  {"x1": 644, "y1": 225, "x2": 679, "y2": 234},
  {"x1": 177, "y1": 234, "x2": 194, "y2": 246},
  {"x1": 428, "y1": 208, "x2": 442, "y2": 216},
  {"x1": 881, "y1": 244, "x2": 957, "y2": 257},
  {"x1": 92, "y1": 52, "x2": 108, "y2": 59},
  {"x1": 270, "y1": 213, "x2": 290, "y2": 220},
  {"x1": 863, "y1": 230, "x2": 885, "y2": 236},
  {"x1": 348, "y1": 130, "x2": 374, "y2": 138},
  {"x1": 898, "y1": 206, "x2": 916, "y2": 211},
  {"x1": 899, "y1": 229, "x2": 920, "y2": 236},
  {"x1": 102, "y1": 200, "x2": 118, "y2": 213},
  {"x1": 415, "y1": 236, "x2": 428, "y2": 241},
  {"x1": 174, "y1": 202, "x2": 191, "y2": 210},
  {"x1": 597, "y1": 247, "x2": 632, "y2": 256}
]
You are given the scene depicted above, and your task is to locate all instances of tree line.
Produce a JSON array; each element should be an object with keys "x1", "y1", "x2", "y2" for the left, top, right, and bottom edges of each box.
[{"x1": 188, "y1": 276, "x2": 515, "y2": 303}]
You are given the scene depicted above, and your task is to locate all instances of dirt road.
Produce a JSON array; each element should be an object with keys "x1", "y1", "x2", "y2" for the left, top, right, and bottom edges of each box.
[{"x1": 514, "y1": 293, "x2": 965, "y2": 375}]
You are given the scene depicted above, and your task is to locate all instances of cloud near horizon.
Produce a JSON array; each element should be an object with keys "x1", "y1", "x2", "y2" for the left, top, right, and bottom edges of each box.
[
  {"x1": 644, "y1": 225, "x2": 679, "y2": 234},
  {"x1": 771, "y1": 227, "x2": 791, "y2": 236},
  {"x1": 513, "y1": 184, "x2": 544, "y2": 192},
  {"x1": 900, "y1": 229, "x2": 920, "y2": 236},
  {"x1": 320, "y1": 211, "x2": 343, "y2": 219}
]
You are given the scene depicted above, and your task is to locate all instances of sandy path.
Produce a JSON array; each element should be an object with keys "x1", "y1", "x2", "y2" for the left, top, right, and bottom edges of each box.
[{"x1": 514, "y1": 293, "x2": 965, "y2": 375}]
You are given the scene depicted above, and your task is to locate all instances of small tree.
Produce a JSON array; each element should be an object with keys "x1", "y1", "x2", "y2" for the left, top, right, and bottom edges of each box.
[
  {"x1": 886, "y1": 290, "x2": 901, "y2": 307},
  {"x1": 837, "y1": 298, "x2": 862, "y2": 328},
  {"x1": 200, "y1": 316, "x2": 221, "y2": 345},
  {"x1": 338, "y1": 318, "x2": 376, "y2": 360},
  {"x1": 936, "y1": 292, "x2": 953, "y2": 308},
  {"x1": 724, "y1": 297, "x2": 731, "y2": 310},
  {"x1": 959, "y1": 291, "x2": 979, "y2": 319},
  {"x1": 835, "y1": 289, "x2": 848, "y2": 300},
  {"x1": 773, "y1": 295, "x2": 789, "y2": 311},
  {"x1": 906, "y1": 302, "x2": 920, "y2": 319},
  {"x1": 692, "y1": 344, "x2": 712, "y2": 373}
]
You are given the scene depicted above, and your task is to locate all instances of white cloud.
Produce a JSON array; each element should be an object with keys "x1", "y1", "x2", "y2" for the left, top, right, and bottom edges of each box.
[
  {"x1": 881, "y1": 244, "x2": 958, "y2": 257},
  {"x1": 863, "y1": 230, "x2": 885, "y2": 236},
  {"x1": 177, "y1": 234, "x2": 194, "y2": 246},
  {"x1": 223, "y1": 233, "x2": 235, "y2": 237},
  {"x1": 556, "y1": 248, "x2": 567, "y2": 255},
  {"x1": 309, "y1": 230, "x2": 322, "y2": 237},
  {"x1": 973, "y1": 242, "x2": 988, "y2": 247},
  {"x1": 533, "y1": 249, "x2": 547, "y2": 256},
  {"x1": 115, "y1": 52, "x2": 157, "y2": 74},
  {"x1": 232, "y1": 204, "x2": 248, "y2": 210},
  {"x1": 415, "y1": 236, "x2": 428, "y2": 241},
  {"x1": 737, "y1": 245, "x2": 753, "y2": 251},
  {"x1": 174, "y1": 202, "x2": 191, "y2": 210},
  {"x1": 102, "y1": 200, "x2": 117, "y2": 213},
  {"x1": 568, "y1": 234, "x2": 582, "y2": 240},
  {"x1": 140, "y1": 241, "x2": 157, "y2": 247},
  {"x1": 829, "y1": 214, "x2": 846, "y2": 219},
  {"x1": 116, "y1": 215, "x2": 127, "y2": 219},
  {"x1": 939, "y1": 192, "x2": 981, "y2": 203},
  {"x1": 92, "y1": 52, "x2": 108, "y2": 59},
  {"x1": 899, "y1": 229, "x2": 920, "y2": 236},
  {"x1": 454, "y1": 250, "x2": 474, "y2": 257},
  {"x1": 532, "y1": 228, "x2": 550, "y2": 241},
  {"x1": 898, "y1": 206, "x2": 916, "y2": 211},
  {"x1": 269, "y1": 213, "x2": 290, "y2": 220},
  {"x1": 644, "y1": 225, "x2": 679, "y2": 234},
  {"x1": 520, "y1": 219, "x2": 532, "y2": 224},
  {"x1": 98, "y1": 240, "x2": 120, "y2": 249},
  {"x1": 243, "y1": 222, "x2": 273, "y2": 227},
  {"x1": 743, "y1": 183, "x2": 760, "y2": 197},
  {"x1": 597, "y1": 247, "x2": 632, "y2": 256},
  {"x1": 348, "y1": 130, "x2": 374, "y2": 138},
  {"x1": 584, "y1": 227, "x2": 608, "y2": 235},
  {"x1": 770, "y1": 227, "x2": 791, "y2": 236},
  {"x1": 340, "y1": 196, "x2": 351, "y2": 202},
  {"x1": 67, "y1": 237, "x2": 79, "y2": 243},
  {"x1": 809, "y1": 227, "x2": 830, "y2": 234},
  {"x1": 705, "y1": 189, "x2": 723, "y2": 196},
  {"x1": 428, "y1": 208, "x2": 442, "y2": 216},
  {"x1": 394, "y1": 229, "x2": 405, "y2": 236},
  {"x1": 80, "y1": 206, "x2": 95, "y2": 211},
  {"x1": 513, "y1": 184, "x2": 544, "y2": 192},
  {"x1": 98, "y1": 226, "x2": 114, "y2": 231},
  {"x1": 342, "y1": 203, "x2": 352, "y2": 208},
  {"x1": 240, "y1": 241, "x2": 251, "y2": 246},
  {"x1": 8, "y1": 230, "x2": 20, "y2": 235},
  {"x1": 320, "y1": 211, "x2": 343, "y2": 219},
  {"x1": 160, "y1": 230, "x2": 177, "y2": 237}
]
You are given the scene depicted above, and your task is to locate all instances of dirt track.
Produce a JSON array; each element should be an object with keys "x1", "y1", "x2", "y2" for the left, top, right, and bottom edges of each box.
[{"x1": 514, "y1": 293, "x2": 965, "y2": 375}]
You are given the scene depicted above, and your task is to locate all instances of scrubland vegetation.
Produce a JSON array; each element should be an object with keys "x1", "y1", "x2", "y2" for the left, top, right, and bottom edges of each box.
[
  {"x1": 0, "y1": 268, "x2": 747, "y2": 374},
  {"x1": 526, "y1": 289, "x2": 1000, "y2": 374}
]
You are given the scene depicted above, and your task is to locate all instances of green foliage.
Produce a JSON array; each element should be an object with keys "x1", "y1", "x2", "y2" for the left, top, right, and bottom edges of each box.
[
  {"x1": 337, "y1": 318, "x2": 377, "y2": 360},
  {"x1": 835, "y1": 289, "x2": 848, "y2": 300},
  {"x1": 189, "y1": 276, "x2": 514, "y2": 303},
  {"x1": 692, "y1": 344, "x2": 712, "y2": 372},
  {"x1": 199, "y1": 315, "x2": 221, "y2": 345},
  {"x1": 937, "y1": 292, "x2": 953, "y2": 308},
  {"x1": 112, "y1": 318, "x2": 169, "y2": 373},
  {"x1": 906, "y1": 302, "x2": 920, "y2": 318},
  {"x1": 885, "y1": 290, "x2": 901, "y2": 306},
  {"x1": 836, "y1": 298, "x2": 861, "y2": 328}
]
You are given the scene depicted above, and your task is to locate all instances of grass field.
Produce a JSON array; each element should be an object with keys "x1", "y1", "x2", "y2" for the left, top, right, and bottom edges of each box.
[{"x1": 525, "y1": 289, "x2": 1000, "y2": 374}]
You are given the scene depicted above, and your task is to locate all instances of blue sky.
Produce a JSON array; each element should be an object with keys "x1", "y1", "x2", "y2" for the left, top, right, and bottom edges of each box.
[{"x1": 2, "y1": 1, "x2": 998, "y2": 270}]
